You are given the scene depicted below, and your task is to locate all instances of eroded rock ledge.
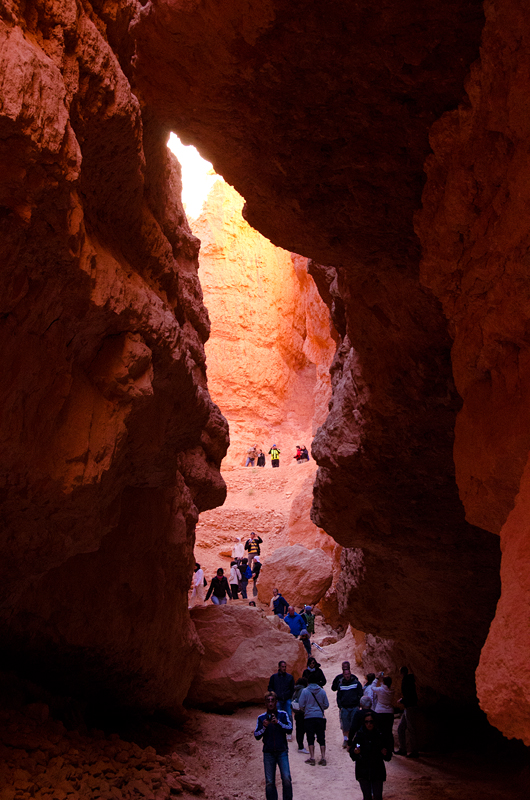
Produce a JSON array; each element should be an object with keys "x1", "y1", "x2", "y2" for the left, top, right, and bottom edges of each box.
[
  {"x1": 0, "y1": 0, "x2": 228, "y2": 713},
  {"x1": 133, "y1": 0, "x2": 501, "y2": 710}
]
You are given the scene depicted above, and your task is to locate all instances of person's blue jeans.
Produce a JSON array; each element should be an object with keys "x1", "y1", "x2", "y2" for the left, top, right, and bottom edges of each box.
[
  {"x1": 277, "y1": 699, "x2": 292, "y2": 723},
  {"x1": 263, "y1": 751, "x2": 292, "y2": 800},
  {"x1": 211, "y1": 596, "x2": 227, "y2": 605},
  {"x1": 245, "y1": 457, "x2": 255, "y2": 466}
]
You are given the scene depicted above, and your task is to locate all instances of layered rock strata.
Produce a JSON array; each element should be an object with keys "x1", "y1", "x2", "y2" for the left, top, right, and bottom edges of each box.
[
  {"x1": 415, "y1": 0, "x2": 530, "y2": 741},
  {"x1": 191, "y1": 181, "x2": 334, "y2": 465},
  {"x1": 0, "y1": 1, "x2": 227, "y2": 713},
  {"x1": 133, "y1": 0, "x2": 501, "y2": 709}
]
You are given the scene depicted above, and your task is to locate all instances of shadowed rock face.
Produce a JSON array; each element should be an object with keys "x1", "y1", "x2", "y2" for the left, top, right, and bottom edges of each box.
[
  {"x1": 0, "y1": 0, "x2": 228, "y2": 713},
  {"x1": 133, "y1": 0, "x2": 501, "y2": 707}
]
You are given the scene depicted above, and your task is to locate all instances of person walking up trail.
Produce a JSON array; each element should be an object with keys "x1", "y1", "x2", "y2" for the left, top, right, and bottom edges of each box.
[
  {"x1": 268, "y1": 661, "x2": 295, "y2": 736},
  {"x1": 239, "y1": 558, "x2": 252, "y2": 599},
  {"x1": 291, "y1": 677, "x2": 309, "y2": 753},
  {"x1": 396, "y1": 666, "x2": 419, "y2": 758},
  {"x1": 205, "y1": 568, "x2": 232, "y2": 605},
  {"x1": 350, "y1": 713, "x2": 392, "y2": 800},
  {"x1": 189, "y1": 562, "x2": 205, "y2": 608},
  {"x1": 254, "y1": 692, "x2": 293, "y2": 800},
  {"x1": 252, "y1": 556, "x2": 262, "y2": 596},
  {"x1": 229, "y1": 560, "x2": 241, "y2": 600},
  {"x1": 299, "y1": 679, "x2": 329, "y2": 766},
  {"x1": 331, "y1": 661, "x2": 363, "y2": 748},
  {"x1": 270, "y1": 589, "x2": 289, "y2": 618},
  {"x1": 302, "y1": 657, "x2": 326, "y2": 687}
]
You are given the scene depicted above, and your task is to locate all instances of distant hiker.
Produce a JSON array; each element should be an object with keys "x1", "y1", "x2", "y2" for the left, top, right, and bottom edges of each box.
[
  {"x1": 205, "y1": 568, "x2": 232, "y2": 605},
  {"x1": 291, "y1": 677, "x2": 309, "y2": 753},
  {"x1": 299, "y1": 629, "x2": 312, "y2": 656},
  {"x1": 257, "y1": 449, "x2": 266, "y2": 467},
  {"x1": 300, "y1": 445, "x2": 310, "y2": 462},
  {"x1": 303, "y1": 656, "x2": 326, "y2": 687},
  {"x1": 252, "y1": 555, "x2": 262, "y2": 596},
  {"x1": 284, "y1": 606, "x2": 306, "y2": 637},
  {"x1": 246, "y1": 444, "x2": 259, "y2": 467},
  {"x1": 268, "y1": 661, "x2": 295, "y2": 729},
  {"x1": 298, "y1": 678, "x2": 329, "y2": 766},
  {"x1": 232, "y1": 536, "x2": 245, "y2": 564},
  {"x1": 189, "y1": 562, "x2": 205, "y2": 608},
  {"x1": 372, "y1": 676, "x2": 396, "y2": 747},
  {"x1": 396, "y1": 666, "x2": 419, "y2": 758},
  {"x1": 269, "y1": 444, "x2": 281, "y2": 468},
  {"x1": 350, "y1": 712, "x2": 392, "y2": 800},
  {"x1": 301, "y1": 605, "x2": 315, "y2": 635},
  {"x1": 254, "y1": 692, "x2": 293, "y2": 800},
  {"x1": 363, "y1": 673, "x2": 377, "y2": 710},
  {"x1": 245, "y1": 531, "x2": 263, "y2": 567},
  {"x1": 270, "y1": 588, "x2": 289, "y2": 618},
  {"x1": 293, "y1": 445, "x2": 302, "y2": 462},
  {"x1": 332, "y1": 662, "x2": 363, "y2": 748},
  {"x1": 239, "y1": 558, "x2": 252, "y2": 599},
  {"x1": 229, "y1": 560, "x2": 241, "y2": 600}
]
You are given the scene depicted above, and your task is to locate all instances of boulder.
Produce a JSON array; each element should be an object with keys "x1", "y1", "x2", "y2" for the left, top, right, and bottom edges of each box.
[
  {"x1": 257, "y1": 544, "x2": 333, "y2": 607},
  {"x1": 187, "y1": 605, "x2": 306, "y2": 709}
]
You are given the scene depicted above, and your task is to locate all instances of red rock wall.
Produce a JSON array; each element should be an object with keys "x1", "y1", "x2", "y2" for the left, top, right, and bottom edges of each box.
[
  {"x1": 133, "y1": 0, "x2": 502, "y2": 710},
  {"x1": 191, "y1": 181, "x2": 334, "y2": 465},
  {"x1": 416, "y1": 0, "x2": 530, "y2": 742},
  {"x1": 0, "y1": 0, "x2": 228, "y2": 713}
]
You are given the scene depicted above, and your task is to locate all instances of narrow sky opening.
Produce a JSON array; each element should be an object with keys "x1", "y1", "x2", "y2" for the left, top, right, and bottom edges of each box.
[{"x1": 167, "y1": 133, "x2": 222, "y2": 220}]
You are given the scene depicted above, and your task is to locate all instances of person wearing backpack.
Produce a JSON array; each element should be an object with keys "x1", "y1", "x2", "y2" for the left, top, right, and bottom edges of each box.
[
  {"x1": 238, "y1": 558, "x2": 252, "y2": 599},
  {"x1": 298, "y1": 679, "x2": 329, "y2": 766},
  {"x1": 291, "y1": 677, "x2": 309, "y2": 753}
]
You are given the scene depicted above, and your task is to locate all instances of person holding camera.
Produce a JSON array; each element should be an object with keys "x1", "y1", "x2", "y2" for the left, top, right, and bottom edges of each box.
[{"x1": 254, "y1": 691, "x2": 293, "y2": 800}]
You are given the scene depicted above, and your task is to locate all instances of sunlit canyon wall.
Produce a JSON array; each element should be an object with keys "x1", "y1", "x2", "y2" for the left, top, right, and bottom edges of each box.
[
  {"x1": 133, "y1": 0, "x2": 529, "y2": 740},
  {"x1": 192, "y1": 179, "x2": 335, "y2": 465},
  {"x1": 1, "y1": 0, "x2": 530, "y2": 745}
]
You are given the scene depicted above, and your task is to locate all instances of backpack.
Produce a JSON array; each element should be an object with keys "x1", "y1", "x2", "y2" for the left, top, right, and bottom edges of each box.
[{"x1": 291, "y1": 685, "x2": 304, "y2": 712}]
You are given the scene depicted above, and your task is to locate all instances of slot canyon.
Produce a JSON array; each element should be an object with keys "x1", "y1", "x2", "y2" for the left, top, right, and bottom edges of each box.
[{"x1": 0, "y1": 0, "x2": 529, "y2": 798}]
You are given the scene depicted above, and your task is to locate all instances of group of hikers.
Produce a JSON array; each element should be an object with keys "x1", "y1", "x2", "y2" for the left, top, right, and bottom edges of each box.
[
  {"x1": 255, "y1": 659, "x2": 418, "y2": 800},
  {"x1": 245, "y1": 444, "x2": 310, "y2": 468},
  {"x1": 189, "y1": 532, "x2": 264, "y2": 606}
]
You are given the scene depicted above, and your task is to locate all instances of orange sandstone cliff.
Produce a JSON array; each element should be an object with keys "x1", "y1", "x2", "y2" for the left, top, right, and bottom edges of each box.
[
  {"x1": 133, "y1": 0, "x2": 501, "y2": 711},
  {"x1": 192, "y1": 180, "x2": 334, "y2": 465},
  {"x1": 0, "y1": 0, "x2": 228, "y2": 713}
]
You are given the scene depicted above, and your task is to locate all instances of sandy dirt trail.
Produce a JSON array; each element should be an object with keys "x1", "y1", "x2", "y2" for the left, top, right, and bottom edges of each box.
[{"x1": 177, "y1": 644, "x2": 527, "y2": 800}]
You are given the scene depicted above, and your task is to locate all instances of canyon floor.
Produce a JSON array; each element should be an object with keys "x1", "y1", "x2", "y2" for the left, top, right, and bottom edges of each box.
[{"x1": 179, "y1": 643, "x2": 528, "y2": 800}]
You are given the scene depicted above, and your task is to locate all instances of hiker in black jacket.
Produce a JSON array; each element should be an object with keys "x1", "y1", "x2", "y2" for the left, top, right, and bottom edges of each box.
[
  {"x1": 331, "y1": 661, "x2": 363, "y2": 748},
  {"x1": 350, "y1": 712, "x2": 392, "y2": 800},
  {"x1": 205, "y1": 568, "x2": 232, "y2": 605},
  {"x1": 268, "y1": 661, "x2": 295, "y2": 731}
]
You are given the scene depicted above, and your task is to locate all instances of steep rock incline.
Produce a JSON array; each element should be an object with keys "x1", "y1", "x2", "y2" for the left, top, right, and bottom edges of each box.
[
  {"x1": 192, "y1": 181, "x2": 334, "y2": 465},
  {"x1": 0, "y1": 1, "x2": 227, "y2": 713},
  {"x1": 416, "y1": 0, "x2": 530, "y2": 741},
  {"x1": 133, "y1": 1, "x2": 501, "y2": 707}
]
